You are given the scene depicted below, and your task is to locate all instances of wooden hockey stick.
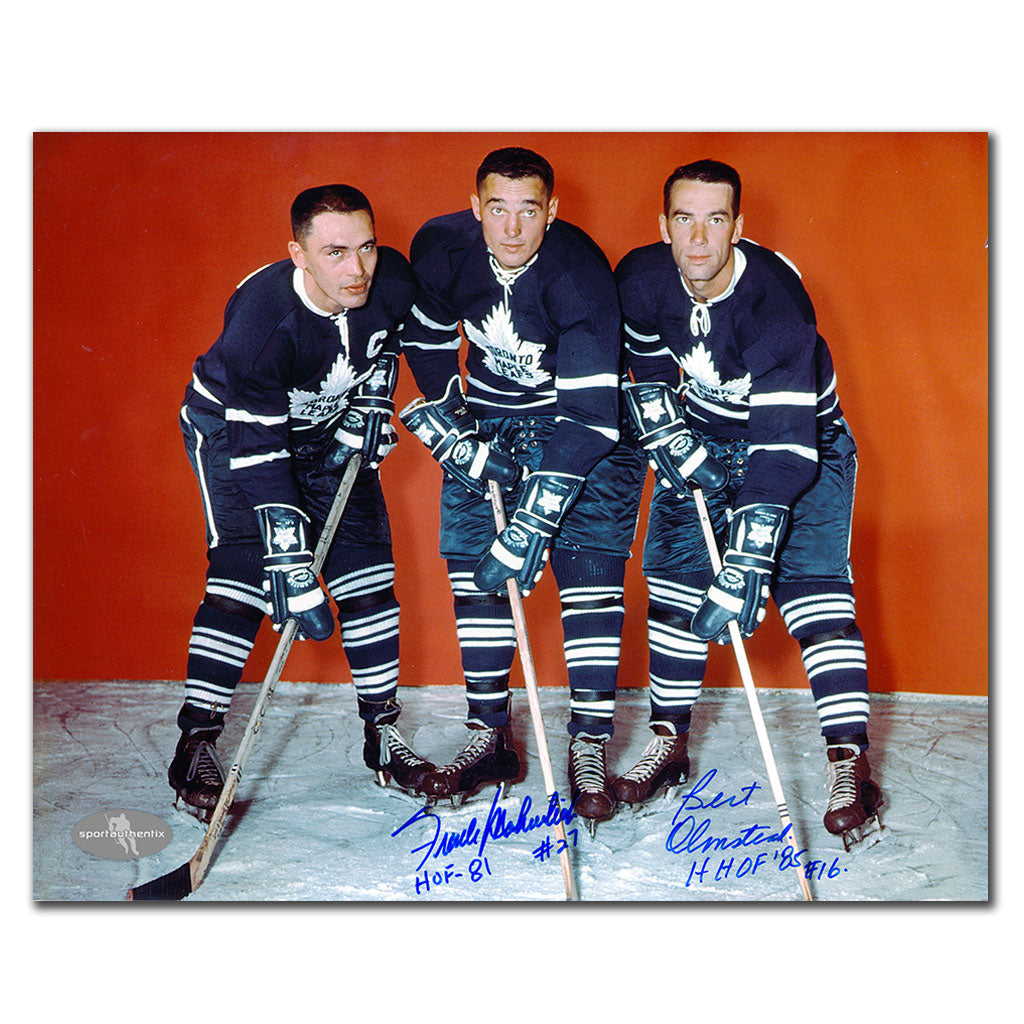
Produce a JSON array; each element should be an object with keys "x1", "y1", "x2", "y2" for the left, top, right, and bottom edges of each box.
[
  {"x1": 487, "y1": 481, "x2": 579, "y2": 902},
  {"x1": 692, "y1": 487, "x2": 813, "y2": 902},
  {"x1": 128, "y1": 454, "x2": 363, "y2": 900}
]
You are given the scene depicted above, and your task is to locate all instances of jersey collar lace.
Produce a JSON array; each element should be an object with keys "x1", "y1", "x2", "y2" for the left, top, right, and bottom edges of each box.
[{"x1": 679, "y1": 245, "x2": 748, "y2": 337}]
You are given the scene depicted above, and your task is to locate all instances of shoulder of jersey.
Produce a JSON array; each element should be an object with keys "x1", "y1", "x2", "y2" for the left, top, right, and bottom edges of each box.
[
  {"x1": 736, "y1": 239, "x2": 815, "y2": 323},
  {"x1": 374, "y1": 244, "x2": 414, "y2": 284},
  {"x1": 410, "y1": 209, "x2": 479, "y2": 264},
  {"x1": 542, "y1": 218, "x2": 612, "y2": 271},
  {"x1": 371, "y1": 245, "x2": 416, "y2": 312},
  {"x1": 614, "y1": 240, "x2": 673, "y2": 280},
  {"x1": 235, "y1": 257, "x2": 294, "y2": 292}
]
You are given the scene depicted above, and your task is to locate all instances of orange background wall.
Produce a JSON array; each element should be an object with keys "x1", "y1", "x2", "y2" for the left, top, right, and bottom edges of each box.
[{"x1": 32, "y1": 132, "x2": 988, "y2": 697}]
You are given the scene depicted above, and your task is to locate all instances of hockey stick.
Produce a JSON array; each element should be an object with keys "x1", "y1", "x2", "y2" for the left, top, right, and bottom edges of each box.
[
  {"x1": 487, "y1": 480, "x2": 579, "y2": 902},
  {"x1": 127, "y1": 454, "x2": 363, "y2": 901},
  {"x1": 692, "y1": 487, "x2": 813, "y2": 902}
]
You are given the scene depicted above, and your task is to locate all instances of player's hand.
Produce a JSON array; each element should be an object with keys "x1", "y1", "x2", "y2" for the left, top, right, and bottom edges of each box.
[
  {"x1": 691, "y1": 503, "x2": 788, "y2": 642},
  {"x1": 255, "y1": 503, "x2": 335, "y2": 641},
  {"x1": 624, "y1": 381, "x2": 728, "y2": 493},
  {"x1": 399, "y1": 377, "x2": 523, "y2": 495},
  {"x1": 473, "y1": 471, "x2": 585, "y2": 596}
]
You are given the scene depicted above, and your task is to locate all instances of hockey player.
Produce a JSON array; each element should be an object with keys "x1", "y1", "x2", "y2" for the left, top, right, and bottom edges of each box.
[
  {"x1": 613, "y1": 160, "x2": 883, "y2": 848},
  {"x1": 399, "y1": 147, "x2": 646, "y2": 828},
  {"x1": 169, "y1": 184, "x2": 435, "y2": 819}
]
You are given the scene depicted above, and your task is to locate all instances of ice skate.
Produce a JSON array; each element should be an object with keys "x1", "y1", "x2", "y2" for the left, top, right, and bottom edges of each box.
[
  {"x1": 363, "y1": 701, "x2": 436, "y2": 798},
  {"x1": 168, "y1": 727, "x2": 225, "y2": 824},
  {"x1": 568, "y1": 736, "x2": 615, "y2": 836},
  {"x1": 421, "y1": 721, "x2": 520, "y2": 807},
  {"x1": 824, "y1": 744, "x2": 884, "y2": 851},
  {"x1": 612, "y1": 725, "x2": 690, "y2": 808}
]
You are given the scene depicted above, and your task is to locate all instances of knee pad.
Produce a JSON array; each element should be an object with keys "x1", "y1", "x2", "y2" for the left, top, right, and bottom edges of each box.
[
  {"x1": 798, "y1": 622, "x2": 861, "y2": 650},
  {"x1": 204, "y1": 544, "x2": 266, "y2": 622},
  {"x1": 775, "y1": 583, "x2": 857, "y2": 642}
]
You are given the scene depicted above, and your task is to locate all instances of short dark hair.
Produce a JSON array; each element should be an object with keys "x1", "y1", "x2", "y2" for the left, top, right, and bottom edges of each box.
[
  {"x1": 291, "y1": 184, "x2": 374, "y2": 244},
  {"x1": 476, "y1": 147, "x2": 554, "y2": 197},
  {"x1": 663, "y1": 160, "x2": 741, "y2": 217}
]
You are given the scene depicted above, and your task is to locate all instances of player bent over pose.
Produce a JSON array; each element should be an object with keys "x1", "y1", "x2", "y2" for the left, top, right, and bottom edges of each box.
[
  {"x1": 613, "y1": 160, "x2": 883, "y2": 849},
  {"x1": 170, "y1": 184, "x2": 433, "y2": 819},
  {"x1": 399, "y1": 147, "x2": 646, "y2": 830}
]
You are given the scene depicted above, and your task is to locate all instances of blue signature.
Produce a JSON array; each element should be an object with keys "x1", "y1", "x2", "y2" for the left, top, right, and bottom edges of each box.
[
  {"x1": 391, "y1": 786, "x2": 576, "y2": 871},
  {"x1": 665, "y1": 769, "x2": 788, "y2": 854}
]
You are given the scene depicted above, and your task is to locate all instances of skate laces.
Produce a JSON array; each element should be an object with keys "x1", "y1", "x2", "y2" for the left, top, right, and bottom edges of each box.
[
  {"x1": 621, "y1": 733, "x2": 677, "y2": 782},
  {"x1": 825, "y1": 749, "x2": 859, "y2": 811},
  {"x1": 187, "y1": 741, "x2": 224, "y2": 787},
  {"x1": 438, "y1": 727, "x2": 496, "y2": 775},
  {"x1": 570, "y1": 739, "x2": 608, "y2": 792},
  {"x1": 378, "y1": 723, "x2": 428, "y2": 768}
]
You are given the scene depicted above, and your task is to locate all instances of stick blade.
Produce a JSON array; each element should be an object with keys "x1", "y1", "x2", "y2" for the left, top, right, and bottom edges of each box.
[{"x1": 127, "y1": 861, "x2": 193, "y2": 901}]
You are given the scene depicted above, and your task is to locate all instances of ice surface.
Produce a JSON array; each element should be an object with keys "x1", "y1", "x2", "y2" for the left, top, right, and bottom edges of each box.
[{"x1": 33, "y1": 680, "x2": 987, "y2": 903}]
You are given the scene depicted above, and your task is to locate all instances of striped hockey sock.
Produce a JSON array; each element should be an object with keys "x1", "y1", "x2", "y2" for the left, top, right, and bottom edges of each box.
[
  {"x1": 326, "y1": 560, "x2": 400, "y2": 713},
  {"x1": 644, "y1": 574, "x2": 709, "y2": 732},
  {"x1": 182, "y1": 599, "x2": 261, "y2": 719},
  {"x1": 552, "y1": 550, "x2": 626, "y2": 739},
  {"x1": 448, "y1": 560, "x2": 516, "y2": 727},
  {"x1": 775, "y1": 582, "x2": 870, "y2": 739}
]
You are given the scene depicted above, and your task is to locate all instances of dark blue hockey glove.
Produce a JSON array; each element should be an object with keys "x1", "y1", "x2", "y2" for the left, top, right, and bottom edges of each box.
[
  {"x1": 692, "y1": 503, "x2": 789, "y2": 642},
  {"x1": 399, "y1": 376, "x2": 522, "y2": 495},
  {"x1": 255, "y1": 503, "x2": 335, "y2": 641},
  {"x1": 624, "y1": 381, "x2": 728, "y2": 494},
  {"x1": 325, "y1": 353, "x2": 400, "y2": 471},
  {"x1": 474, "y1": 471, "x2": 585, "y2": 596}
]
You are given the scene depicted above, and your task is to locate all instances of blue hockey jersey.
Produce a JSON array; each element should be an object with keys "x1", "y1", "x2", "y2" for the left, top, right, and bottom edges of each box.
[
  {"x1": 401, "y1": 210, "x2": 623, "y2": 477},
  {"x1": 184, "y1": 248, "x2": 415, "y2": 509},
  {"x1": 615, "y1": 238, "x2": 844, "y2": 507}
]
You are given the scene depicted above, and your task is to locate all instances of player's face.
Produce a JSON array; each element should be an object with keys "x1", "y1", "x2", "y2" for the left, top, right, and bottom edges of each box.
[
  {"x1": 288, "y1": 210, "x2": 378, "y2": 313},
  {"x1": 471, "y1": 174, "x2": 558, "y2": 270},
  {"x1": 659, "y1": 180, "x2": 743, "y2": 300}
]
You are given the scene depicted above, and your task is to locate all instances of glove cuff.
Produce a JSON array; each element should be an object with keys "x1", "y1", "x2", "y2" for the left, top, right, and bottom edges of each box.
[
  {"x1": 512, "y1": 471, "x2": 585, "y2": 537},
  {"x1": 724, "y1": 503, "x2": 789, "y2": 571}
]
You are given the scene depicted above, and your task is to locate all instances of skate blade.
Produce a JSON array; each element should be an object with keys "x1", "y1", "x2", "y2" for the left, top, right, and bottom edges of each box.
[
  {"x1": 622, "y1": 781, "x2": 683, "y2": 814},
  {"x1": 173, "y1": 795, "x2": 213, "y2": 825},
  {"x1": 841, "y1": 813, "x2": 884, "y2": 853},
  {"x1": 374, "y1": 770, "x2": 434, "y2": 805},
  {"x1": 426, "y1": 781, "x2": 511, "y2": 811}
]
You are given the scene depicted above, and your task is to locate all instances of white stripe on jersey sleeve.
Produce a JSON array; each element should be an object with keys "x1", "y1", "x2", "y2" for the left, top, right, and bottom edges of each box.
[
  {"x1": 225, "y1": 408, "x2": 289, "y2": 426},
  {"x1": 554, "y1": 415, "x2": 619, "y2": 443},
  {"x1": 747, "y1": 442, "x2": 818, "y2": 462},
  {"x1": 555, "y1": 372, "x2": 620, "y2": 391},
  {"x1": 749, "y1": 390, "x2": 817, "y2": 407},
  {"x1": 191, "y1": 373, "x2": 224, "y2": 405},
  {"x1": 410, "y1": 304, "x2": 459, "y2": 333},
  {"x1": 624, "y1": 322, "x2": 661, "y2": 342},
  {"x1": 229, "y1": 449, "x2": 291, "y2": 470}
]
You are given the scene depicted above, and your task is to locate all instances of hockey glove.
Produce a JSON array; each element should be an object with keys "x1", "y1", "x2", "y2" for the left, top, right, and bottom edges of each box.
[
  {"x1": 255, "y1": 503, "x2": 335, "y2": 641},
  {"x1": 691, "y1": 503, "x2": 789, "y2": 642},
  {"x1": 399, "y1": 376, "x2": 522, "y2": 495},
  {"x1": 624, "y1": 381, "x2": 728, "y2": 493},
  {"x1": 326, "y1": 353, "x2": 400, "y2": 470},
  {"x1": 474, "y1": 471, "x2": 585, "y2": 596}
]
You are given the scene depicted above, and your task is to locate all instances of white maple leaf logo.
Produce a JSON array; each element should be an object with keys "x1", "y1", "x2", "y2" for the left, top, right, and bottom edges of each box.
[
  {"x1": 273, "y1": 525, "x2": 298, "y2": 551},
  {"x1": 641, "y1": 396, "x2": 668, "y2": 423},
  {"x1": 680, "y1": 342, "x2": 751, "y2": 403},
  {"x1": 288, "y1": 352, "x2": 358, "y2": 423},
  {"x1": 464, "y1": 302, "x2": 551, "y2": 387},
  {"x1": 537, "y1": 488, "x2": 564, "y2": 516}
]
